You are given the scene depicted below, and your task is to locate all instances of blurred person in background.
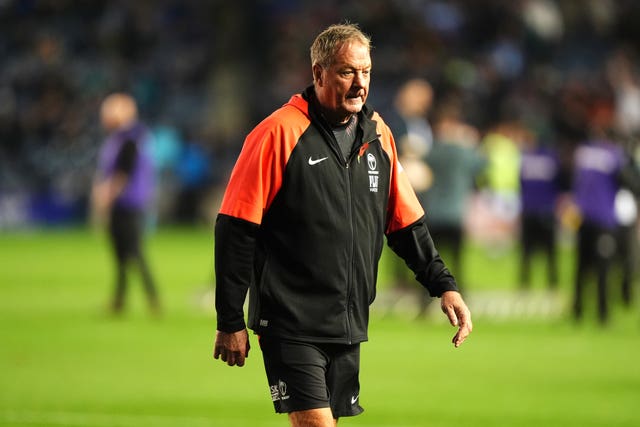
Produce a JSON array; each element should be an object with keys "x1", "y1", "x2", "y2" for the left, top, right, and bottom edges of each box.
[
  {"x1": 518, "y1": 131, "x2": 562, "y2": 290},
  {"x1": 474, "y1": 120, "x2": 522, "y2": 252},
  {"x1": 391, "y1": 78, "x2": 434, "y2": 155},
  {"x1": 613, "y1": 180, "x2": 640, "y2": 308},
  {"x1": 606, "y1": 48, "x2": 640, "y2": 308},
  {"x1": 423, "y1": 99, "x2": 485, "y2": 292},
  {"x1": 611, "y1": 135, "x2": 640, "y2": 309},
  {"x1": 212, "y1": 23, "x2": 472, "y2": 427},
  {"x1": 386, "y1": 78, "x2": 435, "y2": 315},
  {"x1": 570, "y1": 97, "x2": 635, "y2": 324},
  {"x1": 91, "y1": 93, "x2": 161, "y2": 316}
]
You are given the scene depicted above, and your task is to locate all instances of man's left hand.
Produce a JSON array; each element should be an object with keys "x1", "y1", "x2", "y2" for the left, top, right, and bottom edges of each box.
[{"x1": 441, "y1": 291, "x2": 473, "y2": 348}]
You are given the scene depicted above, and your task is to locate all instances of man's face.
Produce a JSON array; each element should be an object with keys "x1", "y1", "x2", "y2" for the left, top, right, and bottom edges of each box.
[{"x1": 313, "y1": 41, "x2": 371, "y2": 124}]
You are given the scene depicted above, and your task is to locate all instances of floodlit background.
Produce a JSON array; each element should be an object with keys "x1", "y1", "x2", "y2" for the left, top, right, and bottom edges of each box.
[{"x1": 1, "y1": 1, "x2": 639, "y2": 426}]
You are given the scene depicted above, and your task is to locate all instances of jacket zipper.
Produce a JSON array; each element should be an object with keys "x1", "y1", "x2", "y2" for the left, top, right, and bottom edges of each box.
[
  {"x1": 345, "y1": 159, "x2": 354, "y2": 344},
  {"x1": 314, "y1": 106, "x2": 379, "y2": 344},
  {"x1": 319, "y1": 124, "x2": 355, "y2": 343},
  {"x1": 344, "y1": 134, "x2": 378, "y2": 344}
]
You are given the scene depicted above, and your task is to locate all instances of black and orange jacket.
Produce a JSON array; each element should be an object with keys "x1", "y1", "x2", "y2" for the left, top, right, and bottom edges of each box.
[{"x1": 215, "y1": 86, "x2": 458, "y2": 344}]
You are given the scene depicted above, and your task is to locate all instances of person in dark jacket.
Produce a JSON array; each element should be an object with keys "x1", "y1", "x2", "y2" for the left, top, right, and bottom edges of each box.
[
  {"x1": 91, "y1": 93, "x2": 160, "y2": 316},
  {"x1": 212, "y1": 23, "x2": 472, "y2": 427}
]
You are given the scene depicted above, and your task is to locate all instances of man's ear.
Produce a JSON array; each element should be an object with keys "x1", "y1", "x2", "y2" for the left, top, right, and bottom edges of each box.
[{"x1": 312, "y1": 64, "x2": 323, "y2": 86}]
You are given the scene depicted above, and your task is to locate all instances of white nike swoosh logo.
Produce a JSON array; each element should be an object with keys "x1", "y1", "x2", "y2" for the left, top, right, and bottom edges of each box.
[
  {"x1": 308, "y1": 156, "x2": 328, "y2": 165},
  {"x1": 351, "y1": 395, "x2": 359, "y2": 404}
]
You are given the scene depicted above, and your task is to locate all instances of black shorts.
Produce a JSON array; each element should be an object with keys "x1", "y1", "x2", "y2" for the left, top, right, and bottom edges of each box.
[{"x1": 259, "y1": 336, "x2": 364, "y2": 418}]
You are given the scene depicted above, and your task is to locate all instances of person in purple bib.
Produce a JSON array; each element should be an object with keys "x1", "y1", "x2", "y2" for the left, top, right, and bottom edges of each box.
[
  {"x1": 518, "y1": 138, "x2": 562, "y2": 290},
  {"x1": 91, "y1": 93, "x2": 160, "y2": 316},
  {"x1": 571, "y1": 137, "x2": 625, "y2": 324}
]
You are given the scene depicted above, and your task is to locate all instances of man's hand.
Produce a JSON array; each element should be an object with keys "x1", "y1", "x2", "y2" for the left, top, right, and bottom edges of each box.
[
  {"x1": 441, "y1": 291, "x2": 473, "y2": 348},
  {"x1": 213, "y1": 329, "x2": 250, "y2": 367}
]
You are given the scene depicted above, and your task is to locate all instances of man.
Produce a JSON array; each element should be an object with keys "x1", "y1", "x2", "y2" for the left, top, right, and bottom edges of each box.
[
  {"x1": 424, "y1": 101, "x2": 484, "y2": 290},
  {"x1": 213, "y1": 23, "x2": 472, "y2": 426},
  {"x1": 518, "y1": 137, "x2": 561, "y2": 290},
  {"x1": 572, "y1": 136, "x2": 628, "y2": 324},
  {"x1": 91, "y1": 93, "x2": 160, "y2": 316}
]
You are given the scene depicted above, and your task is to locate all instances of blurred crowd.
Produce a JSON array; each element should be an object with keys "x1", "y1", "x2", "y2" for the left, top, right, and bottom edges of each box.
[{"x1": 1, "y1": 0, "x2": 640, "y2": 235}]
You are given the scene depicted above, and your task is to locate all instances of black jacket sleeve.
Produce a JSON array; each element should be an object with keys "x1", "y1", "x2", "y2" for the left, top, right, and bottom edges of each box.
[
  {"x1": 214, "y1": 213, "x2": 259, "y2": 332},
  {"x1": 387, "y1": 216, "x2": 459, "y2": 297}
]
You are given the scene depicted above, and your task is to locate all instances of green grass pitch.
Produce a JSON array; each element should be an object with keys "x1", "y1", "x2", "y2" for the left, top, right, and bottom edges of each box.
[{"x1": 1, "y1": 227, "x2": 639, "y2": 426}]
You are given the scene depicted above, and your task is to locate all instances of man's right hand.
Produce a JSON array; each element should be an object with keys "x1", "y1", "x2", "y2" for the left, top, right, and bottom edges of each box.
[{"x1": 213, "y1": 329, "x2": 250, "y2": 367}]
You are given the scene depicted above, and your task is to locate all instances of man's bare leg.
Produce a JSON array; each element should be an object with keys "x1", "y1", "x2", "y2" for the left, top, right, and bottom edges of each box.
[{"x1": 289, "y1": 408, "x2": 337, "y2": 427}]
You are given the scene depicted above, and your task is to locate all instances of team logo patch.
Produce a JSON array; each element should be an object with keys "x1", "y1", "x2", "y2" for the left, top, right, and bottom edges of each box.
[
  {"x1": 270, "y1": 379, "x2": 290, "y2": 401},
  {"x1": 367, "y1": 153, "x2": 378, "y2": 193}
]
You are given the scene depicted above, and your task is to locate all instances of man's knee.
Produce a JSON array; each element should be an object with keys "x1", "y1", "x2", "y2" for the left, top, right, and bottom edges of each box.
[{"x1": 288, "y1": 408, "x2": 336, "y2": 427}]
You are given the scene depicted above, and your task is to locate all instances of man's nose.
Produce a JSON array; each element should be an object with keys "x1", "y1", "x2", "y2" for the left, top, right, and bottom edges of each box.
[{"x1": 353, "y1": 71, "x2": 367, "y2": 87}]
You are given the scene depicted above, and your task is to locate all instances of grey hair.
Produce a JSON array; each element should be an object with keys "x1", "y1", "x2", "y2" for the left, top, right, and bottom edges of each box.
[{"x1": 310, "y1": 23, "x2": 371, "y2": 68}]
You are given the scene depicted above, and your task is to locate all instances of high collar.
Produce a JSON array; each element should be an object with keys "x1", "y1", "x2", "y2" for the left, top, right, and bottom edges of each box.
[{"x1": 301, "y1": 85, "x2": 378, "y2": 143}]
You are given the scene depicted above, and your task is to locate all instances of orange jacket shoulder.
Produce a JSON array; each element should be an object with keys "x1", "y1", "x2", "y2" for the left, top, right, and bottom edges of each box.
[{"x1": 219, "y1": 95, "x2": 310, "y2": 224}]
